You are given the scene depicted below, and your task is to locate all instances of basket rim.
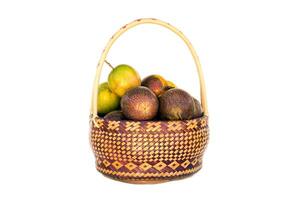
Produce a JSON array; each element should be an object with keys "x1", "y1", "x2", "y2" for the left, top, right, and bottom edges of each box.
[{"x1": 92, "y1": 114, "x2": 208, "y2": 124}]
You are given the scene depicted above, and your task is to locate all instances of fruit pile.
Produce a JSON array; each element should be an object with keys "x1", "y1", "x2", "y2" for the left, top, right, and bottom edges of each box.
[{"x1": 98, "y1": 64, "x2": 203, "y2": 121}]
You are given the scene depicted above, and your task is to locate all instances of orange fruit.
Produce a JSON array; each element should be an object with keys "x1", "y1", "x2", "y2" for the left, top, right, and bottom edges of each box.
[{"x1": 141, "y1": 75, "x2": 167, "y2": 96}]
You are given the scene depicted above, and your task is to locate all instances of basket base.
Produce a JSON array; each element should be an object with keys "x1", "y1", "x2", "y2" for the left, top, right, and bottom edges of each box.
[
  {"x1": 107, "y1": 177, "x2": 169, "y2": 184},
  {"x1": 100, "y1": 166, "x2": 202, "y2": 184}
]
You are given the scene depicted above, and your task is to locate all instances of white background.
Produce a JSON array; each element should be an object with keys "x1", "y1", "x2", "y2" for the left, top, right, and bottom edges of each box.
[{"x1": 0, "y1": 0, "x2": 294, "y2": 199}]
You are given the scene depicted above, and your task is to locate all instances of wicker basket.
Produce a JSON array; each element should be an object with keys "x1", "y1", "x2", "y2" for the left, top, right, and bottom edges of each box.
[{"x1": 90, "y1": 18, "x2": 209, "y2": 184}]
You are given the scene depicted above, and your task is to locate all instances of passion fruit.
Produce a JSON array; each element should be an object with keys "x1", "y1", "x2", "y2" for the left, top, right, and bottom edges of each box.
[
  {"x1": 104, "y1": 110, "x2": 125, "y2": 120},
  {"x1": 121, "y1": 86, "x2": 159, "y2": 121},
  {"x1": 159, "y1": 88, "x2": 195, "y2": 120}
]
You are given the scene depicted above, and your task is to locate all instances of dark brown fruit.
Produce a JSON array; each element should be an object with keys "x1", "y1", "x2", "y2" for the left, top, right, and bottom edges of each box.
[
  {"x1": 121, "y1": 86, "x2": 159, "y2": 121},
  {"x1": 141, "y1": 75, "x2": 167, "y2": 96},
  {"x1": 192, "y1": 98, "x2": 203, "y2": 118},
  {"x1": 159, "y1": 88, "x2": 195, "y2": 120},
  {"x1": 104, "y1": 110, "x2": 125, "y2": 120}
]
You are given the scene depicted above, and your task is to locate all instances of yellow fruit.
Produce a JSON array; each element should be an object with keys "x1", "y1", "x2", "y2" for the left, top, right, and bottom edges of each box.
[
  {"x1": 166, "y1": 80, "x2": 176, "y2": 88},
  {"x1": 97, "y1": 82, "x2": 120, "y2": 115},
  {"x1": 108, "y1": 64, "x2": 141, "y2": 97}
]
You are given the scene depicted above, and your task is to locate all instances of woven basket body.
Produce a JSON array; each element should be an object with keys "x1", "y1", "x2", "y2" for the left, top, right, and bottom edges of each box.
[
  {"x1": 90, "y1": 18, "x2": 209, "y2": 183},
  {"x1": 90, "y1": 116, "x2": 209, "y2": 182}
]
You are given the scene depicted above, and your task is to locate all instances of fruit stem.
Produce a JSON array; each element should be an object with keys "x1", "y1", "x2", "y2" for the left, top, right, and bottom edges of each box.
[{"x1": 105, "y1": 60, "x2": 114, "y2": 70}]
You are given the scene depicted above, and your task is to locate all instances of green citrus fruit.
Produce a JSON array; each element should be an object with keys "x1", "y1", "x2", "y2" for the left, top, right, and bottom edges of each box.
[
  {"x1": 108, "y1": 64, "x2": 141, "y2": 97},
  {"x1": 97, "y1": 82, "x2": 120, "y2": 115}
]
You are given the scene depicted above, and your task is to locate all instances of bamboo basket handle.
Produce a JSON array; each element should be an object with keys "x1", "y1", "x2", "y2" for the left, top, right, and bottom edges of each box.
[{"x1": 91, "y1": 18, "x2": 208, "y2": 118}]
